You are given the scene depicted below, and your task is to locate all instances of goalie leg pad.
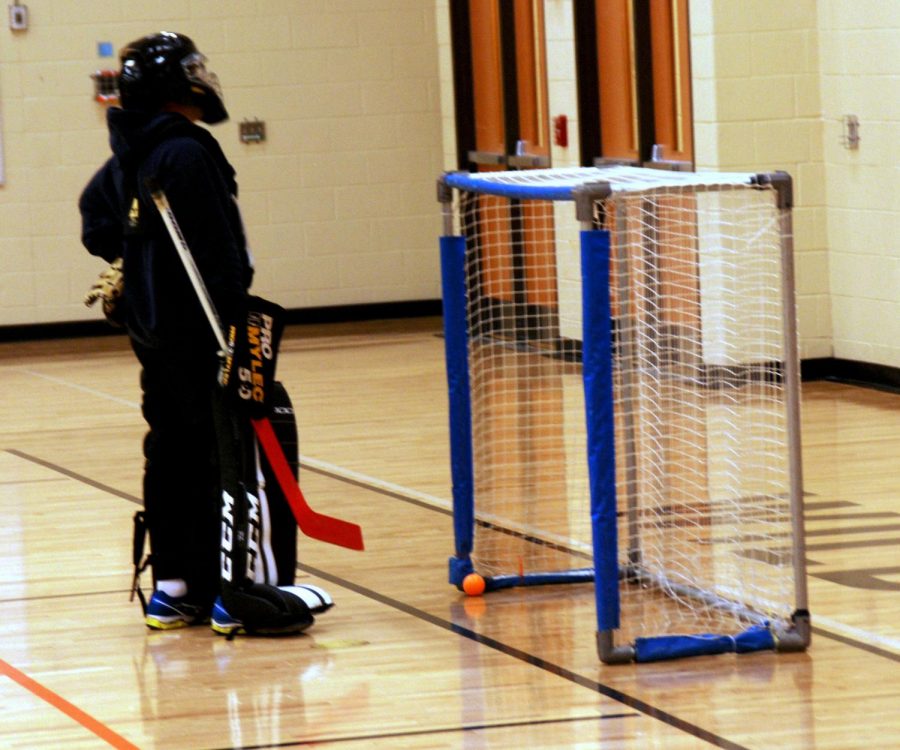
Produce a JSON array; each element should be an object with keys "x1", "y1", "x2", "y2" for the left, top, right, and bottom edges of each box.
[
  {"x1": 260, "y1": 381, "x2": 299, "y2": 585},
  {"x1": 279, "y1": 584, "x2": 334, "y2": 615},
  {"x1": 213, "y1": 389, "x2": 313, "y2": 636},
  {"x1": 215, "y1": 583, "x2": 314, "y2": 636},
  {"x1": 222, "y1": 582, "x2": 314, "y2": 635}
]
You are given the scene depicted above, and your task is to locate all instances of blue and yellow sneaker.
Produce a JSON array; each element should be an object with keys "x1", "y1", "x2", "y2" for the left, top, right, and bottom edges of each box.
[
  {"x1": 210, "y1": 597, "x2": 245, "y2": 636},
  {"x1": 145, "y1": 590, "x2": 208, "y2": 630}
]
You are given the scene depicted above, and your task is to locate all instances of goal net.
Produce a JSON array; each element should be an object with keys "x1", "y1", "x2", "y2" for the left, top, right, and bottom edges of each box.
[{"x1": 437, "y1": 166, "x2": 810, "y2": 663}]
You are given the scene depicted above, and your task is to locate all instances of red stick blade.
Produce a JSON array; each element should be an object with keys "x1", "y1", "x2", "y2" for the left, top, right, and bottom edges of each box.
[{"x1": 252, "y1": 418, "x2": 364, "y2": 551}]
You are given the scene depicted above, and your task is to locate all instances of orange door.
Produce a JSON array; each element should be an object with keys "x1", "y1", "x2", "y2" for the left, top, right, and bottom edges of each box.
[
  {"x1": 577, "y1": 0, "x2": 694, "y2": 167},
  {"x1": 648, "y1": 0, "x2": 693, "y2": 164},
  {"x1": 450, "y1": 0, "x2": 556, "y2": 336}
]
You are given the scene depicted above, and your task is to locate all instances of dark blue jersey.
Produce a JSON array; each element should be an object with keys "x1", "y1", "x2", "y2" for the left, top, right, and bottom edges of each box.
[{"x1": 80, "y1": 109, "x2": 253, "y2": 351}]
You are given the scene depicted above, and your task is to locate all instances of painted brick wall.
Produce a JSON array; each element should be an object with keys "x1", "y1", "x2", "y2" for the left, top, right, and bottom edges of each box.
[
  {"x1": 690, "y1": 0, "x2": 833, "y2": 361},
  {"x1": 817, "y1": 1, "x2": 900, "y2": 367},
  {"x1": 0, "y1": 0, "x2": 444, "y2": 327},
  {"x1": 692, "y1": 0, "x2": 899, "y2": 367}
]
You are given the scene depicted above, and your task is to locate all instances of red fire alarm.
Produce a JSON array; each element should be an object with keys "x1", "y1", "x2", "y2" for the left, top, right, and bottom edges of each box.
[{"x1": 553, "y1": 114, "x2": 568, "y2": 148}]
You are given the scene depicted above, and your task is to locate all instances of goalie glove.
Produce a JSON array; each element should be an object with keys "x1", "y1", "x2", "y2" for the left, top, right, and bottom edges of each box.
[{"x1": 84, "y1": 257, "x2": 125, "y2": 325}]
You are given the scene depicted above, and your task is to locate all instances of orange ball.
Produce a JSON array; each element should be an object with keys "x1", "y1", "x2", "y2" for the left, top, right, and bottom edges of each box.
[{"x1": 462, "y1": 573, "x2": 485, "y2": 596}]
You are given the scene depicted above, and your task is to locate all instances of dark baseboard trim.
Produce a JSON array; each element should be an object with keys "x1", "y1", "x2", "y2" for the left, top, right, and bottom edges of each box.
[
  {"x1": 0, "y1": 299, "x2": 444, "y2": 344},
  {"x1": 802, "y1": 357, "x2": 900, "y2": 394},
  {"x1": 281, "y1": 299, "x2": 442, "y2": 326},
  {"x1": 0, "y1": 319, "x2": 129, "y2": 342},
  {"x1": 2, "y1": 311, "x2": 898, "y2": 396}
]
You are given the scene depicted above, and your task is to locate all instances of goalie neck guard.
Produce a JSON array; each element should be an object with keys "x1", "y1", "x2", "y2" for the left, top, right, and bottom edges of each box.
[{"x1": 118, "y1": 31, "x2": 228, "y2": 125}]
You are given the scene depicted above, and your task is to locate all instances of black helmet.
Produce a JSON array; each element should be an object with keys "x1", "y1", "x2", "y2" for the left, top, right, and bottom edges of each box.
[{"x1": 118, "y1": 31, "x2": 228, "y2": 124}]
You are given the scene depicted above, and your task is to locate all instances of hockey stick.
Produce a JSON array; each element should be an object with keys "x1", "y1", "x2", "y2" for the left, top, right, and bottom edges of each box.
[
  {"x1": 252, "y1": 417, "x2": 364, "y2": 550},
  {"x1": 146, "y1": 179, "x2": 365, "y2": 551},
  {"x1": 145, "y1": 179, "x2": 229, "y2": 354}
]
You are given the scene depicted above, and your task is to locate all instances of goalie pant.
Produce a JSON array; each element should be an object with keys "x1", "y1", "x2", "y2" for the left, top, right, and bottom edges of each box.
[{"x1": 132, "y1": 372, "x2": 300, "y2": 613}]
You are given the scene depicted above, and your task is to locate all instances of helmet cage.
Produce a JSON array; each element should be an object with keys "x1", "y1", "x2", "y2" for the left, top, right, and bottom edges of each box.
[{"x1": 181, "y1": 52, "x2": 223, "y2": 101}]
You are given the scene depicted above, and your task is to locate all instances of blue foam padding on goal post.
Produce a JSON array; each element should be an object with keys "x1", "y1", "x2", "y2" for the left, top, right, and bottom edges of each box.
[
  {"x1": 635, "y1": 634, "x2": 736, "y2": 662},
  {"x1": 735, "y1": 624, "x2": 776, "y2": 653},
  {"x1": 440, "y1": 235, "x2": 476, "y2": 586},
  {"x1": 580, "y1": 229, "x2": 619, "y2": 633},
  {"x1": 634, "y1": 625, "x2": 776, "y2": 662},
  {"x1": 485, "y1": 569, "x2": 596, "y2": 591}
]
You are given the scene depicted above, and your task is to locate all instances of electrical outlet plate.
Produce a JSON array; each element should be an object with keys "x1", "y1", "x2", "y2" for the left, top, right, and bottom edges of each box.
[
  {"x1": 840, "y1": 115, "x2": 860, "y2": 150},
  {"x1": 239, "y1": 119, "x2": 266, "y2": 144}
]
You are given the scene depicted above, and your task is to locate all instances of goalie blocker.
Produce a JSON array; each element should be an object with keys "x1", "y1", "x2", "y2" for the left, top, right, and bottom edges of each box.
[{"x1": 219, "y1": 295, "x2": 283, "y2": 419}]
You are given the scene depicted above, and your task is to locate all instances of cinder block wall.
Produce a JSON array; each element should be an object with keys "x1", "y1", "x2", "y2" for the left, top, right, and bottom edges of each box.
[
  {"x1": 691, "y1": 0, "x2": 898, "y2": 366},
  {"x1": 687, "y1": 0, "x2": 830, "y2": 360},
  {"x1": 0, "y1": 1, "x2": 445, "y2": 327},
  {"x1": 816, "y1": 1, "x2": 899, "y2": 367}
]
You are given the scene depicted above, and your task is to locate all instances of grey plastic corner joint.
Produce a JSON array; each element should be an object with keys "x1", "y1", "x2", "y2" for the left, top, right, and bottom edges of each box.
[
  {"x1": 437, "y1": 174, "x2": 455, "y2": 204},
  {"x1": 597, "y1": 630, "x2": 635, "y2": 665},
  {"x1": 574, "y1": 181, "x2": 613, "y2": 224},
  {"x1": 775, "y1": 609, "x2": 811, "y2": 653},
  {"x1": 753, "y1": 171, "x2": 793, "y2": 210}
]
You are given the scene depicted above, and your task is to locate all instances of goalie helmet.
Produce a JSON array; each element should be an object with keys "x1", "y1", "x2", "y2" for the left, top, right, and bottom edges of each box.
[{"x1": 118, "y1": 31, "x2": 228, "y2": 124}]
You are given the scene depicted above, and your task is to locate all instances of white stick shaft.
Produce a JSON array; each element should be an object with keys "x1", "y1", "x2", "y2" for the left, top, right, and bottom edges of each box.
[{"x1": 147, "y1": 185, "x2": 230, "y2": 354}]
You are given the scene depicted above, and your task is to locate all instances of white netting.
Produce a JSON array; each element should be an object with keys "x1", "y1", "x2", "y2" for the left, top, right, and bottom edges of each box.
[
  {"x1": 606, "y1": 185, "x2": 795, "y2": 640},
  {"x1": 447, "y1": 167, "x2": 800, "y2": 643},
  {"x1": 457, "y1": 192, "x2": 592, "y2": 580}
]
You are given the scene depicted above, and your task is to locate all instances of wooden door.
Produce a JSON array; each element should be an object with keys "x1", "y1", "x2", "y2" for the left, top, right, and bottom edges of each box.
[
  {"x1": 575, "y1": 0, "x2": 694, "y2": 168},
  {"x1": 449, "y1": 0, "x2": 556, "y2": 341}
]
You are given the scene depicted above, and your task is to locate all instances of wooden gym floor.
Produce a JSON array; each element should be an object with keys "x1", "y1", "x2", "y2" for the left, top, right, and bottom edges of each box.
[{"x1": 1, "y1": 318, "x2": 898, "y2": 749}]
